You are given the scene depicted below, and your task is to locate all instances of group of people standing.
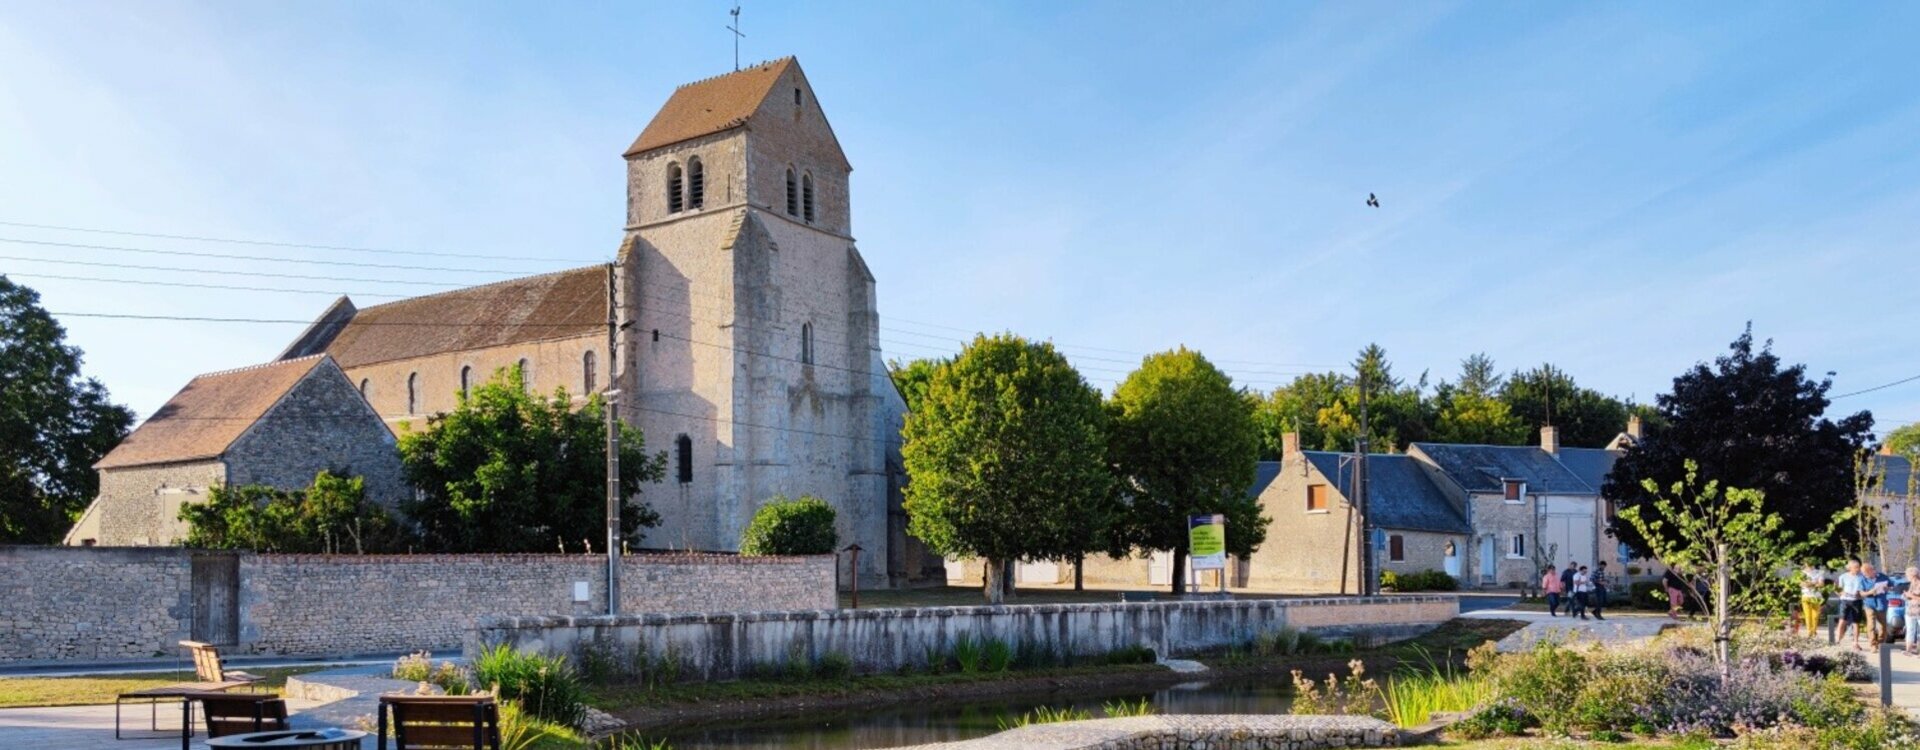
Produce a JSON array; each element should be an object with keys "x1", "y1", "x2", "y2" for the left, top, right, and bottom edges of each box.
[
  {"x1": 1540, "y1": 560, "x2": 1610, "y2": 620},
  {"x1": 1813, "y1": 560, "x2": 1920, "y2": 654}
]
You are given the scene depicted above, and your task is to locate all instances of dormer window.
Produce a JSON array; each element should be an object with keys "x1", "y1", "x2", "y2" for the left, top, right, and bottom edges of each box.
[
  {"x1": 687, "y1": 157, "x2": 705, "y2": 209},
  {"x1": 802, "y1": 173, "x2": 815, "y2": 223},
  {"x1": 667, "y1": 162, "x2": 684, "y2": 213},
  {"x1": 785, "y1": 168, "x2": 798, "y2": 217}
]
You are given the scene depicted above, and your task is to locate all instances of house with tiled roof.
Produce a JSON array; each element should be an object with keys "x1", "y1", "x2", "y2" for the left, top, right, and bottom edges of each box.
[{"x1": 64, "y1": 355, "x2": 403, "y2": 546}]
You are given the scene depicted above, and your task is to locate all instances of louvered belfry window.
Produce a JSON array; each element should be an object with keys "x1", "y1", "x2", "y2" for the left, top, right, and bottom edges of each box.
[
  {"x1": 785, "y1": 169, "x2": 798, "y2": 216},
  {"x1": 687, "y1": 157, "x2": 705, "y2": 209},
  {"x1": 667, "y1": 163, "x2": 684, "y2": 213},
  {"x1": 802, "y1": 173, "x2": 815, "y2": 223}
]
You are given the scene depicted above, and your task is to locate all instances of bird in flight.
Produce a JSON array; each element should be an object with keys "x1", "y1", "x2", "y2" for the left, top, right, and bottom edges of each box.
[{"x1": 1366, "y1": 193, "x2": 1381, "y2": 208}]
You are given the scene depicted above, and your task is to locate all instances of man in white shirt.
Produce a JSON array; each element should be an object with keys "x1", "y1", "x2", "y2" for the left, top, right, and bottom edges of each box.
[{"x1": 1837, "y1": 560, "x2": 1867, "y2": 649}]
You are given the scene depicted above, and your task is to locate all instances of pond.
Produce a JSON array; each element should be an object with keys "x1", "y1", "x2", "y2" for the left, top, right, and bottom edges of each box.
[{"x1": 646, "y1": 676, "x2": 1295, "y2": 750}]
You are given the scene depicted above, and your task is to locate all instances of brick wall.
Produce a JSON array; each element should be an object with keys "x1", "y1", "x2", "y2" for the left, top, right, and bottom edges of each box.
[{"x1": 0, "y1": 546, "x2": 833, "y2": 664}]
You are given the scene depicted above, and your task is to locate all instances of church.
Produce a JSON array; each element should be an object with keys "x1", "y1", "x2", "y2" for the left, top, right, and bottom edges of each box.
[{"x1": 70, "y1": 59, "x2": 938, "y2": 588}]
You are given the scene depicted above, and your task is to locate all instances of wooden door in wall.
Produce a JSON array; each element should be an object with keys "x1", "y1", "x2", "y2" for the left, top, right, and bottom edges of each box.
[{"x1": 190, "y1": 553, "x2": 240, "y2": 646}]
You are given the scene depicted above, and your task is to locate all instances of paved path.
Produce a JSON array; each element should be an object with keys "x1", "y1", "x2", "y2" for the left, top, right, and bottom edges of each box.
[{"x1": 1464, "y1": 607, "x2": 1686, "y2": 651}]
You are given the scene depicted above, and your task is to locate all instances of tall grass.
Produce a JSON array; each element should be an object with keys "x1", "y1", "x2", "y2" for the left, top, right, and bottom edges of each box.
[
  {"x1": 1377, "y1": 649, "x2": 1495, "y2": 728},
  {"x1": 1102, "y1": 697, "x2": 1155, "y2": 717},
  {"x1": 995, "y1": 705, "x2": 1094, "y2": 730}
]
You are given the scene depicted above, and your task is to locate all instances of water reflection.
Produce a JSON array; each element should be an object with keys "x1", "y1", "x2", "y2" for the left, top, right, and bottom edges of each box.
[{"x1": 650, "y1": 677, "x2": 1293, "y2": 750}]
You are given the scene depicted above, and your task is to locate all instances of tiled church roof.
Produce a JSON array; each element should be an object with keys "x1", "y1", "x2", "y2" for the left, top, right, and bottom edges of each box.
[
  {"x1": 317, "y1": 265, "x2": 607, "y2": 369},
  {"x1": 96, "y1": 355, "x2": 330, "y2": 469},
  {"x1": 625, "y1": 58, "x2": 795, "y2": 155}
]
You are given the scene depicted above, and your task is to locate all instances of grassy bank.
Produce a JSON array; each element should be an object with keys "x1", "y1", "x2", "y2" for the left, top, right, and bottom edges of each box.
[{"x1": 0, "y1": 666, "x2": 322, "y2": 708}]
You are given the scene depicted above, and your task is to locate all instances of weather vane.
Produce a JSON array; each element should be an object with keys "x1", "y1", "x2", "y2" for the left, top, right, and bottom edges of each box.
[{"x1": 727, "y1": 3, "x2": 745, "y2": 72}]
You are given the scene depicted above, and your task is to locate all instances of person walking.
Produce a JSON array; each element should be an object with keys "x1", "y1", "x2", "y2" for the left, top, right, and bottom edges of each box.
[
  {"x1": 1904, "y1": 566, "x2": 1920, "y2": 655},
  {"x1": 1836, "y1": 560, "x2": 1867, "y2": 650},
  {"x1": 1798, "y1": 562, "x2": 1825, "y2": 636},
  {"x1": 1590, "y1": 562, "x2": 1611, "y2": 621},
  {"x1": 1542, "y1": 565, "x2": 1565, "y2": 617},
  {"x1": 1863, "y1": 562, "x2": 1892, "y2": 647},
  {"x1": 1663, "y1": 568, "x2": 1688, "y2": 620},
  {"x1": 1572, "y1": 565, "x2": 1593, "y2": 621},
  {"x1": 1561, "y1": 561, "x2": 1581, "y2": 619}
]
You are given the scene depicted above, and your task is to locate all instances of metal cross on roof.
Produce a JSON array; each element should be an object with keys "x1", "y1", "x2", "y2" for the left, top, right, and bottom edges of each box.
[{"x1": 726, "y1": 3, "x2": 746, "y2": 72}]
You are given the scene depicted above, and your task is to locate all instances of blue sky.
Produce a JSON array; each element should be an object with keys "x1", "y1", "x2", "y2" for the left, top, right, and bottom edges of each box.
[{"x1": 2, "y1": 2, "x2": 1916, "y2": 437}]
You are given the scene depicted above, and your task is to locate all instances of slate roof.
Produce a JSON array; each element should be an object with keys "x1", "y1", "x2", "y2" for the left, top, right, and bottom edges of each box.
[
  {"x1": 1866, "y1": 454, "x2": 1915, "y2": 496},
  {"x1": 626, "y1": 58, "x2": 795, "y2": 155},
  {"x1": 306, "y1": 266, "x2": 606, "y2": 369},
  {"x1": 1556, "y1": 447, "x2": 1620, "y2": 494},
  {"x1": 1249, "y1": 461, "x2": 1282, "y2": 498},
  {"x1": 1411, "y1": 442, "x2": 1596, "y2": 495},
  {"x1": 96, "y1": 356, "x2": 330, "y2": 470},
  {"x1": 1301, "y1": 452, "x2": 1472, "y2": 534}
]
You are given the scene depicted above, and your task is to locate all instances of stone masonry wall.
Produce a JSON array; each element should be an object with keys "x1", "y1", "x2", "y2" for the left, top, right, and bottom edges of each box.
[
  {"x1": 88, "y1": 460, "x2": 225, "y2": 546},
  {"x1": 472, "y1": 595, "x2": 1459, "y2": 682},
  {"x1": 225, "y1": 358, "x2": 408, "y2": 508},
  {"x1": 0, "y1": 547, "x2": 833, "y2": 664},
  {"x1": 0, "y1": 546, "x2": 191, "y2": 662}
]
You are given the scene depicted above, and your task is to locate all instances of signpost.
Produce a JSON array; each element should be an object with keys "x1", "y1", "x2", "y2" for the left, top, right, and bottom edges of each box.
[{"x1": 1189, "y1": 514, "x2": 1227, "y2": 596}]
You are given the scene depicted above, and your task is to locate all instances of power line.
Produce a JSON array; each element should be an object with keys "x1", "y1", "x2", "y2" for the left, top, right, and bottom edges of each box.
[
  {"x1": 7, "y1": 273, "x2": 410, "y2": 299},
  {"x1": 1834, "y1": 372, "x2": 1920, "y2": 400},
  {"x1": 2, "y1": 255, "x2": 459, "y2": 287},
  {"x1": 0, "y1": 236, "x2": 562, "y2": 276},
  {"x1": 0, "y1": 219, "x2": 602, "y2": 263}
]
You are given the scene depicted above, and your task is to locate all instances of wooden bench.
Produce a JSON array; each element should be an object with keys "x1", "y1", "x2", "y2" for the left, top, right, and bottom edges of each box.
[
  {"x1": 197, "y1": 691, "x2": 291, "y2": 738},
  {"x1": 113, "y1": 641, "x2": 262, "y2": 740},
  {"x1": 378, "y1": 694, "x2": 502, "y2": 750}
]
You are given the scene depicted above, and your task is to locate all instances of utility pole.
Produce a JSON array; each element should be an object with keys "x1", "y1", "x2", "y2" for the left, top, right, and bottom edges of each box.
[
  {"x1": 1356, "y1": 367, "x2": 1374, "y2": 597},
  {"x1": 605, "y1": 263, "x2": 622, "y2": 615}
]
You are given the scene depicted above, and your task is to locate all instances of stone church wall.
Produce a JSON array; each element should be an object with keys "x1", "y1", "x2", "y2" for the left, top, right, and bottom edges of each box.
[
  {"x1": 87, "y1": 460, "x2": 225, "y2": 546},
  {"x1": 225, "y1": 360, "x2": 408, "y2": 508},
  {"x1": 345, "y1": 333, "x2": 604, "y2": 434},
  {"x1": 0, "y1": 546, "x2": 834, "y2": 664}
]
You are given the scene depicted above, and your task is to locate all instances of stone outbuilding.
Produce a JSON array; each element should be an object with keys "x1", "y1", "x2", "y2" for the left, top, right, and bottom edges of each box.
[{"x1": 64, "y1": 355, "x2": 404, "y2": 546}]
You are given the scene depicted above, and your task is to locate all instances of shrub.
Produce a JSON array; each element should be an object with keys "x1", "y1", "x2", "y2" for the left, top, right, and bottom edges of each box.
[
  {"x1": 1380, "y1": 570, "x2": 1401, "y2": 591},
  {"x1": 472, "y1": 645, "x2": 586, "y2": 728},
  {"x1": 1289, "y1": 660, "x2": 1377, "y2": 716},
  {"x1": 983, "y1": 638, "x2": 1013, "y2": 672},
  {"x1": 1447, "y1": 698, "x2": 1535, "y2": 739},
  {"x1": 952, "y1": 633, "x2": 984, "y2": 673},
  {"x1": 1630, "y1": 580, "x2": 1666, "y2": 610},
  {"x1": 1383, "y1": 569, "x2": 1457, "y2": 592},
  {"x1": 496, "y1": 699, "x2": 585, "y2": 750},
  {"x1": 1103, "y1": 644, "x2": 1156, "y2": 665},
  {"x1": 1378, "y1": 654, "x2": 1496, "y2": 728},
  {"x1": 739, "y1": 495, "x2": 838, "y2": 555},
  {"x1": 817, "y1": 651, "x2": 853, "y2": 680},
  {"x1": 392, "y1": 650, "x2": 470, "y2": 694}
]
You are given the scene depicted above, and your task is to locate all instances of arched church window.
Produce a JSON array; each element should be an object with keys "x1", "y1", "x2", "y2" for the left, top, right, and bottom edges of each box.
[
  {"x1": 583, "y1": 350, "x2": 597, "y2": 392},
  {"x1": 785, "y1": 168, "x2": 798, "y2": 217},
  {"x1": 406, "y1": 372, "x2": 418, "y2": 415},
  {"x1": 687, "y1": 157, "x2": 704, "y2": 209},
  {"x1": 666, "y1": 162, "x2": 684, "y2": 213},
  {"x1": 801, "y1": 322, "x2": 814, "y2": 366},
  {"x1": 802, "y1": 173, "x2": 815, "y2": 223},
  {"x1": 518, "y1": 358, "x2": 532, "y2": 392},
  {"x1": 675, "y1": 434, "x2": 693, "y2": 484},
  {"x1": 459, "y1": 366, "x2": 471, "y2": 399}
]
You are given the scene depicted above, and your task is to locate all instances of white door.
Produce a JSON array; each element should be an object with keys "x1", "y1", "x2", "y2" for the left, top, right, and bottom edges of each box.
[
  {"x1": 1443, "y1": 541, "x2": 1461, "y2": 578},
  {"x1": 1479, "y1": 536, "x2": 1495, "y2": 584},
  {"x1": 1541, "y1": 497, "x2": 1597, "y2": 568}
]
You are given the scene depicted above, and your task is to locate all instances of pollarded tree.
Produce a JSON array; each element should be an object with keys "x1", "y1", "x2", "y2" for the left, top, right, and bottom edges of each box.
[
  {"x1": 0, "y1": 276, "x2": 134, "y2": 543},
  {"x1": 739, "y1": 495, "x2": 838, "y2": 556},
  {"x1": 1107, "y1": 347, "x2": 1267, "y2": 595},
  {"x1": 1605, "y1": 327, "x2": 1874, "y2": 559},
  {"x1": 901, "y1": 334, "x2": 1114, "y2": 604},
  {"x1": 399, "y1": 367, "x2": 665, "y2": 553}
]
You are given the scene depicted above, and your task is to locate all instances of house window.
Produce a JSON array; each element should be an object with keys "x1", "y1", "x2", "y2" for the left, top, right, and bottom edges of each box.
[
  {"x1": 1508, "y1": 533, "x2": 1527, "y2": 558},
  {"x1": 667, "y1": 162, "x2": 684, "y2": 213},
  {"x1": 800, "y1": 322, "x2": 814, "y2": 365},
  {"x1": 687, "y1": 157, "x2": 704, "y2": 209},
  {"x1": 1503, "y1": 479, "x2": 1524, "y2": 504},
  {"x1": 406, "y1": 372, "x2": 418, "y2": 415},
  {"x1": 802, "y1": 173, "x2": 815, "y2": 223},
  {"x1": 518, "y1": 358, "x2": 532, "y2": 392},
  {"x1": 1306, "y1": 484, "x2": 1329, "y2": 512},
  {"x1": 459, "y1": 366, "x2": 471, "y2": 399},
  {"x1": 1389, "y1": 534, "x2": 1405, "y2": 562},
  {"x1": 785, "y1": 168, "x2": 798, "y2": 216},
  {"x1": 583, "y1": 351, "x2": 597, "y2": 392},
  {"x1": 675, "y1": 434, "x2": 693, "y2": 484}
]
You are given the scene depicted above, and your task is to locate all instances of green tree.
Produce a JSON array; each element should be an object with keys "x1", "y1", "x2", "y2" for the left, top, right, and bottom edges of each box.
[
  {"x1": 179, "y1": 470, "x2": 408, "y2": 553},
  {"x1": 1432, "y1": 354, "x2": 1527, "y2": 445},
  {"x1": 1605, "y1": 327, "x2": 1874, "y2": 560},
  {"x1": 1107, "y1": 347, "x2": 1266, "y2": 595},
  {"x1": 1886, "y1": 423, "x2": 1920, "y2": 458},
  {"x1": 1500, "y1": 363, "x2": 1630, "y2": 448},
  {"x1": 1315, "y1": 344, "x2": 1433, "y2": 453},
  {"x1": 901, "y1": 334, "x2": 1114, "y2": 604},
  {"x1": 1253, "y1": 371, "x2": 1347, "y2": 456},
  {"x1": 739, "y1": 495, "x2": 838, "y2": 555},
  {"x1": 888, "y1": 357, "x2": 949, "y2": 414},
  {"x1": 399, "y1": 367, "x2": 665, "y2": 553},
  {"x1": 0, "y1": 276, "x2": 134, "y2": 543}
]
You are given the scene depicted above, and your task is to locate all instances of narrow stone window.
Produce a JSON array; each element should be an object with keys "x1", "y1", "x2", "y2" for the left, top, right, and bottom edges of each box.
[
  {"x1": 1388, "y1": 534, "x2": 1405, "y2": 562},
  {"x1": 794, "y1": 87, "x2": 802, "y2": 106},
  {"x1": 667, "y1": 162, "x2": 684, "y2": 213},
  {"x1": 406, "y1": 372, "x2": 418, "y2": 415},
  {"x1": 459, "y1": 366, "x2": 471, "y2": 399},
  {"x1": 687, "y1": 157, "x2": 705, "y2": 210},
  {"x1": 802, "y1": 173, "x2": 815, "y2": 223},
  {"x1": 785, "y1": 168, "x2": 798, "y2": 217},
  {"x1": 1509, "y1": 533, "x2": 1526, "y2": 558},
  {"x1": 800, "y1": 322, "x2": 814, "y2": 365},
  {"x1": 676, "y1": 434, "x2": 693, "y2": 484},
  {"x1": 583, "y1": 350, "x2": 597, "y2": 392},
  {"x1": 359, "y1": 378, "x2": 370, "y2": 398},
  {"x1": 518, "y1": 358, "x2": 532, "y2": 392}
]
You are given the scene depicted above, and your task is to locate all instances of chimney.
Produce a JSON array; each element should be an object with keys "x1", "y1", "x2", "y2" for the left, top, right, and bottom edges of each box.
[
  {"x1": 1627, "y1": 414, "x2": 1644, "y2": 441},
  {"x1": 1282, "y1": 432, "x2": 1301, "y2": 459},
  {"x1": 1540, "y1": 425, "x2": 1560, "y2": 454}
]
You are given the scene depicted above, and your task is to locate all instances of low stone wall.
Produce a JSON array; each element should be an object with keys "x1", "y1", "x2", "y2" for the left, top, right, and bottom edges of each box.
[
  {"x1": 0, "y1": 546, "x2": 834, "y2": 663},
  {"x1": 893, "y1": 715, "x2": 1402, "y2": 749},
  {"x1": 469, "y1": 595, "x2": 1458, "y2": 681}
]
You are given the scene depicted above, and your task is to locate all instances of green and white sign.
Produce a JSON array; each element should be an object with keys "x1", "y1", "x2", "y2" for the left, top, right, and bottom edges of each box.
[{"x1": 1189, "y1": 513, "x2": 1226, "y2": 570}]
